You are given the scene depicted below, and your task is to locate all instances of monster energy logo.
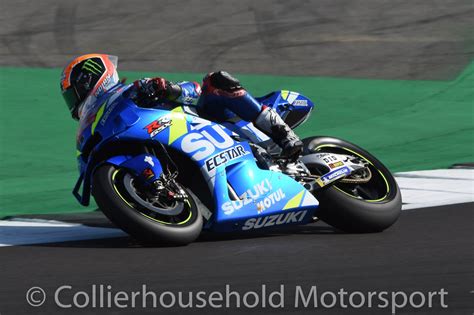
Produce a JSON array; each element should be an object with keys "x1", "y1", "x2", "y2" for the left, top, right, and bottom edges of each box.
[{"x1": 82, "y1": 59, "x2": 103, "y2": 75}]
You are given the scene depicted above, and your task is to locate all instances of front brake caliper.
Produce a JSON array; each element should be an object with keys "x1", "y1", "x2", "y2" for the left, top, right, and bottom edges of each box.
[{"x1": 119, "y1": 154, "x2": 163, "y2": 186}]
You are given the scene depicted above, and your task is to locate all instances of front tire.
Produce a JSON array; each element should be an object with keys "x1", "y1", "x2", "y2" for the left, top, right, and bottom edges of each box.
[
  {"x1": 92, "y1": 164, "x2": 203, "y2": 245},
  {"x1": 303, "y1": 136, "x2": 402, "y2": 232}
]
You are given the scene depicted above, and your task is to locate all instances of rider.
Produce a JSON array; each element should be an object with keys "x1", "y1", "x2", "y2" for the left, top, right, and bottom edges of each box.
[{"x1": 60, "y1": 54, "x2": 303, "y2": 159}]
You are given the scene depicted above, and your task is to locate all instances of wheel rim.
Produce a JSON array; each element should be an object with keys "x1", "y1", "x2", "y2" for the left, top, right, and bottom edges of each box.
[
  {"x1": 111, "y1": 169, "x2": 194, "y2": 225},
  {"x1": 311, "y1": 145, "x2": 391, "y2": 202},
  {"x1": 122, "y1": 173, "x2": 185, "y2": 216}
]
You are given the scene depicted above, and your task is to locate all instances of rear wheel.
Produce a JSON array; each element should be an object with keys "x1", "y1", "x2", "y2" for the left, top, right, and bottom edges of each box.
[
  {"x1": 92, "y1": 164, "x2": 202, "y2": 245},
  {"x1": 302, "y1": 136, "x2": 401, "y2": 232}
]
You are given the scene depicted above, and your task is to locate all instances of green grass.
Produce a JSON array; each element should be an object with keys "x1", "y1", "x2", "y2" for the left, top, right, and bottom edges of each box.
[{"x1": 0, "y1": 63, "x2": 472, "y2": 217}]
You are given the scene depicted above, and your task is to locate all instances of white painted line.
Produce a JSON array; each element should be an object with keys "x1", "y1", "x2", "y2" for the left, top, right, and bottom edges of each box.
[
  {"x1": 395, "y1": 169, "x2": 474, "y2": 210},
  {"x1": 0, "y1": 219, "x2": 127, "y2": 247},
  {"x1": 0, "y1": 169, "x2": 472, "y2": 246}
]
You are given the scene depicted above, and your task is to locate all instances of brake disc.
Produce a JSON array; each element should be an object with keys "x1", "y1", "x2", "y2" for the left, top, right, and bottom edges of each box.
[{"x1": 122, "y1": 173, "x2": 184, "y2": 216}]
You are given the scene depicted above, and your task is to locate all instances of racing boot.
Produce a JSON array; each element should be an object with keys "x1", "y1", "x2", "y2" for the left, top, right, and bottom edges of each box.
[{"x1": 254, "y1": 106, "x2": 303, "y2": 160}]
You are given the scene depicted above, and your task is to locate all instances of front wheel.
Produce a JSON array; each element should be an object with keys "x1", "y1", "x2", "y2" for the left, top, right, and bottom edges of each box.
[
  {"x1": 92, "y1": 164, "x2": 203, "y2": 245},
  {"x1": 302, "y1": 136, "x2": 402, "y2": 233}
]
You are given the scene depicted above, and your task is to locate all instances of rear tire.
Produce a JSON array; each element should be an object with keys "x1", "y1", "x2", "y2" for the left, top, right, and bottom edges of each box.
[
  {"x1": 303, "y1": 136, "x2": 402, "y2": 233},
  {"x1": 92, "y1": 164, "x2": 203, "y2": 245}
]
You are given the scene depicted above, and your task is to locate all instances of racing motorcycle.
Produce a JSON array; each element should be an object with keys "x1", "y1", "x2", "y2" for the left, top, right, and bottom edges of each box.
[{"x1": 73, "y1": 86, "x2": 402, "y2": 245}]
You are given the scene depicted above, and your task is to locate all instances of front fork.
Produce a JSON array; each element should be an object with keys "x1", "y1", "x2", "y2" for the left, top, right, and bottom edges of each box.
[
  {"x1": 109, "y1": 153, "x2": 190, "y2": 208},
  {"x1": 117, "y1": 153, "x2": 163, "y2": 186}
]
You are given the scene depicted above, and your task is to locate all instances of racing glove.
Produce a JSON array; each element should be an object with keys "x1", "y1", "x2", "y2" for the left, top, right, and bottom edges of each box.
[{"x1": 133, "y1": 77, "x2": 182, "y2": 100}]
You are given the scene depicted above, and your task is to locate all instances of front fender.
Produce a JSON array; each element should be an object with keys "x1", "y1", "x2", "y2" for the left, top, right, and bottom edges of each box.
[
  {"x1": 73, "y1": 153, "x2": 164, "y2": 206},
  {"x1": 110, "y1": 154, "x2": 163, "y2": 183}
]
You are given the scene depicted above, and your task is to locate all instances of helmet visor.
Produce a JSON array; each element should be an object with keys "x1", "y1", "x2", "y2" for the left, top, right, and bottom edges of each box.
[
  {"x1": 108, "y1": 55, "x2": 118, "y2": 69},
  {"x1": 62, "y1": 87, "x2": 80, "y2": 119}
]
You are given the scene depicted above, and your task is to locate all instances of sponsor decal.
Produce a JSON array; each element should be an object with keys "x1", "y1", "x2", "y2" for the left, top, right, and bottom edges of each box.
[
  {"x1": 316, "y1": 153, "x2": 331, "y2": 158},
  {"x1": 242, "y1": 210, "x2": 307, "y2": 230},
  {"x1": 222, "y1": 179, "x2": 270, "y2": 215},
  {"x1": 292, "y1": 99, "x2": 308, "y2": 106},
  {"x1": 181, "y1": 123, "x2": 235, "y2": 161},
  {"x1": 205, "y1": 145, "x2": 248, "y2": 172},
  {"x1": 144, "y1": 156, "x2": 155, "y2": 167},
  {"x1": 324, "y1": 166, "x2": 351, "y2": 181},
  {"x1": 322, "y1": 155, "x2": 338, "y2": 163},
  {"x1": 142, "y1": 168, "x2": 155, "y2": 180},
  {"x1": 256, "y1": 189, "x2": 286, "y2": 213},
  {"x1": 182, "y1": 96, "x2": 195, "y2": 104},
  {"x1": 144, "y1": 116, "x2": 172, "y2": 137},
  {"x1": 222, "y1": 179, "x2": 286, "y2": 215},
  {"x1": 100, "y1": 101, "x2": 118, "y2": 126},
  {"x1": 317, "y1": 166, "x2": 351, "y2": 187},
  {"x1": 93, "y1": 75, "x2": 113, "y2": 97},
  {"x1": 82, "y1": 59, "x2": 103, "y2": 75},
  {"x1": 328, "y1": 161, "x2": 344, "y2": 169}
]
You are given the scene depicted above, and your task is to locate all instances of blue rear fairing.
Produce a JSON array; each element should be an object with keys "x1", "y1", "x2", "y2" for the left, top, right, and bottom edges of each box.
[{"x1": 257, "y1": 90, "x2": 314, "y2": 129}]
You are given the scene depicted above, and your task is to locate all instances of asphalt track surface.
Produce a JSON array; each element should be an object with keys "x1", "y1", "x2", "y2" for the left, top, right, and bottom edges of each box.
[
  {"x1": 0, "y1": 203, "x2": 473, "y2": 314},
  {"x1": 1, "y1": 0, "x2": 473, "y2": 79}
]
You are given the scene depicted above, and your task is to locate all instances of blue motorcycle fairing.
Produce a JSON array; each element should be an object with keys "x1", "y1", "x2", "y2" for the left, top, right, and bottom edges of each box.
[
  {"x1": 116, "y1": 154, "x2": 163, "y2": 184},
  {"x1": 221, "y1": 120, "x2": 271, "y2": 145},
  {"x1": 76, "y1": 83, "x2": 135, "y2": 154},
  {"x1": 73, "y1": 87, "x2": 320, "y2": 231},
  {"x1": 210, "y1": 158, "x2": 319, "y2": 232},
  {"x1": 257, "y1": 90, "x2": 315, "y2": 129}
]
